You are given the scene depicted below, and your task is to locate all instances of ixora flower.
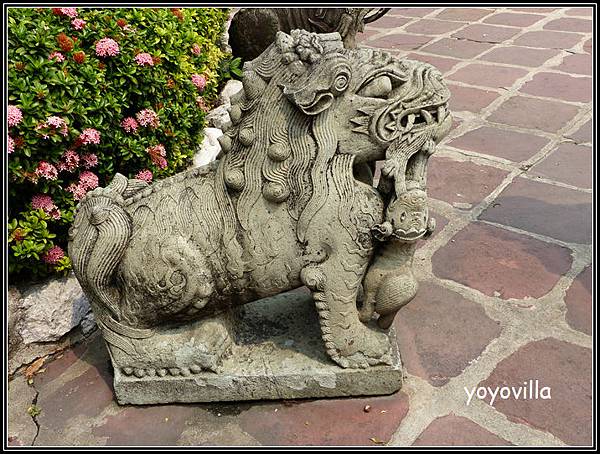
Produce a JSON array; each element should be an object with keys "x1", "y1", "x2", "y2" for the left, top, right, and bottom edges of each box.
[
  {"x1": 37, "y1": 116, "x2": 68, "y2": 137},
  {"x1": 95, "y1": 38, "x2": 120, "y2": 57},
  {"x1": 48, "y1": 51, "x2": 65, "y2": 62},
  {"x1": 146, "y1": 144, "x2": 167, "y2": 169},
  {"x1": 71, "y1": 18, "x2": 86, "y2": 30},
  {"x1": 78, "y1": 170, "x2": 99, "y2": 190},
  {"x1": 135, "y1": 169, "x2": 153, "y2": 183},
  {"x1": 81, "y1": 153, "x2": 98, "y2": 169},
  {"x1": 192, "y1": 44, "x2": 202, "y2": 55},
  {"x1": 73, "y1": 51, "x2": 86, "y2": 64},
  {"x1": 31, "y1": 194, "x2": 61, "y2": 220},
  {"x1": 120, "y1": 117, "x2": 139, "y2": 133},
  {"x1": 43, "y1": 246, "x2": 65, "y2": 265},
  {"x1": 35, "y1": 161, "x2": 59, "y2": 180},
  {"x1": 191, "y1": 73, "x2": 206, "y2": 91},
  {"x1": 8, "y1": 135, "x2": 14, "y2": 154},
  {"x1": 8, "y1": 105, "x2": 22, "y2": 127},
  {"x1": 57, "y1": 149, "x2": 80, "y2": 172},
  {"x1": 136, "y1": 109, "x2": 160, "y2": 128},
  {"x1": 134, "y1": 52, "x2": 154, "y2": 66},
  {"x1": 79, "y1": 128, "x2": 101, "y2": 145}
]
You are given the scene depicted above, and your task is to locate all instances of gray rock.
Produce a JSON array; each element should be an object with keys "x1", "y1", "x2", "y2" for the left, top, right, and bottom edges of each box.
[
  {"x1": 8, "y1": 287, "x2": 23, "y2": 357},
  {"x1": 7, "y1": 375, "x2": 38, "y2": 446},
  {"x1": 218, "y1": 79, "x2": 243, "y2": 106},
  {"x1": 17, "y1": 274, "x2": 91, "y2": 344},
  {"x1": 205, "y1": 104, "x2": 232, "y2": 130}
]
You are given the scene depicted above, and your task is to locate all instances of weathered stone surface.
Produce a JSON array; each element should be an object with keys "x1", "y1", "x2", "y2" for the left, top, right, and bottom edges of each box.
[
  {"x1": 432, "y1": 222, "x2": 572, "y2": 299},
  {"x1": 451, "y1": 24, "x2": 519, "y2": 44},
  {"x1": 218, "y1": 79, "x2": 243, "y2": 105},
  {"x1": 205, "y1": 104, "x2": 231, "y2": 130},
  {"x1": 17, "y1": 274, "x2": 91, "y2": 344},
  {"x1": 520, "y1": 72, "x2": 592, "y2": 103},
  {"x1": 530, "y1": 143, "x2": 592, "y2": 189},
  {"x1": 446, "y1": 84, "x2": 500, "y2": 114},
  {"x1": 448, "y1": 63, "x2": 527, "y2": 88},
  {"x1": 395, "y1": 282, "x2": 501, "y2": 386},
  {"x1": 479, "y1": 46, "x2": 561, "y2": 67},
  {"x1": 513, "y1": 31, "x2": 583, "y2": 50},
  {"x1": 68, "y1": 30, "x2": 452, "y2": 404},
  {"x1": 8, "y1": 287, "x2": 23, "y2": 357},
  {"x1": 483, "y1": 12, "x2": 544, "y2": 27},
  {"x1": 193, "y1": 127, "x2": 223, "y2": 168},
  {"x1": 114, "y1": 291, "x2": 404, "y2": 404},
  {"x1": 413, "y1": 414, "x2": 512, "y2": 446},
  {"x1": 421, "y1": 38, "x2": 494, "y2": 59},
  {"x1": 480, "y1": 338, "x2": 592, "y2": 446},
  {"x1": 8, "y1": 376, "x2": 38, "y2": 446}
]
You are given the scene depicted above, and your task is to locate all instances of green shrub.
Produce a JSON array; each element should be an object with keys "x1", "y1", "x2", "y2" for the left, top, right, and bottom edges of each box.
[{"x1": 7, "y1": 7, "x2": 231, "y2": 282}]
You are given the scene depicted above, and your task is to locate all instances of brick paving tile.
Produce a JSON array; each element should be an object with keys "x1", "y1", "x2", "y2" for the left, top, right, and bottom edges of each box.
[
  {"x1": 447, "y1": 63, "x2": 528, "y2": 89},
  {"x1": 511, "y1": 8, "x2": 560, "y2": 13},
  {"x1": 367, "y1": 33, "x2": 432, "y2": 51},
  {"x1": 404, "y1": 19, "x2": 465, "y2": 35},
  {"x1": 366, "y1": 15, "x2": 411, "y2": 29},
  {"x1": 447, "y1": 84, "x2": 501, "y2": 113},
  {"x1": 413, "y1": 414, "x2": 512, "y2": 446},
  {"x1": 520, "y1": 72, "x2": 592, "y2": 103},
  {"x1": 448, "y1": 126, "x2": 550, "y2": 162},
  {"x1": 432, "y1": 222, "x2": 573, "y2": 299},
  {"x1": 427, "y1": 156, "x2": 509, "y2": 209},
  {"x1": 394, "y1": 282, "x2": 501, "y2": 387},
  {"x1": 434, "y1": 8, "x2": 494, "y2": 22},
  {"x1": 564, "y1": 265, "x2": 592, "y2": 336},
  {"x1": 479, "y1": 177, "x2": 592, "y2": 244},
  {"x1": 483, "y1": 12, "x2": 545, "y2": 27},
  {"x1": 480, "y1": 338, "x2": 592, "y2": 446},
  {"x1": 566, "y1": 119, "x2": 592, "y2": 144},
  {"x1": 236, "y1": 393, "x2": 410, "y2": 445},
  {"x1": 405, "y1": 52, "x2": 460, "y2": 73},
  {"x1": 530, "y1": 143, "x2": 592, "y2": 189},
  {"x1": 513, "y1": 31, "x2": 583, "y2": 50},
  {"x1": 487, "y1": 96, "x2": 580, "y2": 133},
  {"x1": 583, "y1": 38, "x2": 591, "y2": 53},
  {"x1": 452, "y1": 24, "x2": 520, "y2": 44},
  {"x1": 388, "y1": 7, "x2": 438, "y2": 18},
  {"x1": 421, "y1": 37, "x2": 494, "y2": 59},
  {"x1": 478, "y1": 46, "x2": 561, "y2": 67},
  {"x1": 544, "y1": 17, "x2": 593, "y2": 33},
  {"x1": 555, "y1": 53, "x2": 592, "y2": 76},
  {"x1": 565, "y1": 7, "x2": 593, "y2": 17}
]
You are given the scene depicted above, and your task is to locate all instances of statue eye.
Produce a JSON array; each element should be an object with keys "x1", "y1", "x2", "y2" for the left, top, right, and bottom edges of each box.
[{"x1": 358, "y1": 75, "x2": 392, "y2": 98}]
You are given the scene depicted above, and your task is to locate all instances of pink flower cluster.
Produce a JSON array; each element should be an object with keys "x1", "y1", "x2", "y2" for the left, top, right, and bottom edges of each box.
[
  {"x1": 48, "y1": 51, "x2": 65, "y2": 62},
  {"x1": 35, "y1": 161, "x2": 59, "y2": 180},
  {"x1": 191, "y1": 74, "x2": 206, "y2": 91},
  {"x1": 136, "y1": 109, "x2": 160, "y2": 128},
  {"x1": 67, "y1": 171, "x2": 99, "y2": 200},
  {"x1": 121, "y1": 117, "x2": 139, "y2": 133},
  {"x1": 96, "y1": 38, "x2": 120, "y2": 57},
  {"x1": 36, "y1": 116, "x2": 68, "y2": 138},
  {"x1": 59, "y1": 8, "x2": 78, "y2": 18},
  {"x1": 43, "y1": 246, "x2": 65, "y2": 265},
  {"x1": 146, "y1": 144, "x2": 167, "y2": 169},
  {"x1": 71, "y1": 18, "x2": 86, "y2": 30},
  {"x1": 81, "y1": 152, "x2": 98, "y2": 168},
  {"x1": 135, "y1": 169, "x2": 153, "y2": 183},
  {"x1": 31, "y1": 194, "x2": 61, "y2": 220},
  {"x1": 196, "y1": 96, "x2": 210, "y2": 113},
  {"x1": 57, "y1": 149, "x2": 80, "y2": 172},
  {"x1": 8, "y1": 105, "x2": 23, "y2": 127},
  {"x1": 134, "y1": 52, "x2": 154, "y2": 66},
  {"x1": 79, "y1": 128, "x2": 101, "y2": 145},
  {"x1": 8, "y1": 135, "x2": 15, "y2": 154},
  {"x1": 192, "y1": 44, "x2": 202, "y2": 55}
]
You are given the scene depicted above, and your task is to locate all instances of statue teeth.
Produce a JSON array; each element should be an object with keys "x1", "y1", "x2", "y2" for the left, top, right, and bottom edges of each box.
[
  {"x1": 437, "y1": 105, "x2": 446, "y2": 123},
  {"x1": 405, "y1": 113, "x2": 416, "y2": 132},
  {"x1": 420, "y1": 109, "x2": 433, "y2": 124}
]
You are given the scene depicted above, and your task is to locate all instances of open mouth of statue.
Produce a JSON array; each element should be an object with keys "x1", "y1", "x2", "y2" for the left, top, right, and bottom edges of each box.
[
  {"x1": 393, "y1": 227, "x2": 427, "y2": 241},
  {"x1": 377, "y1": 103, "x2": 449, "y2": 142}
]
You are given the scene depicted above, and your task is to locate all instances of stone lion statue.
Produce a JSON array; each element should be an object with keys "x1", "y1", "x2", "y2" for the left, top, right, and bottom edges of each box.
[{"x1": 69, "y1": 30, "x2": 452, "y2": 379}]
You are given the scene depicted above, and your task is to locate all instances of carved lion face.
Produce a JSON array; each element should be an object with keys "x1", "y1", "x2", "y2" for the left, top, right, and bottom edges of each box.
[{"x1": 276, "y1": 31, "x2": 452, "y2": 162}]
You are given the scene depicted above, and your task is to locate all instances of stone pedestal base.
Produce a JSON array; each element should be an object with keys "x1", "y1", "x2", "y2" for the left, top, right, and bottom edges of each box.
[{"x1": 114, "y1": 290, "x2": 404, "y2": 405}]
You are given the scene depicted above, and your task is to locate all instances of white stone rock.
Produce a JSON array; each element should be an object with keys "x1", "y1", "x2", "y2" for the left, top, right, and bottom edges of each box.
[
  {"x1": 205, "y1": 104, "x2": 232, "y2": 130},
  {"x1": 193, "y1": 128, "x2": 224, "y2": 168},
  {"x1": 17, "y1": 274, "x2": 91, "y2": 344},
  {"x1": 219, "y1": 79, "x2": 243, "y2": 105}
]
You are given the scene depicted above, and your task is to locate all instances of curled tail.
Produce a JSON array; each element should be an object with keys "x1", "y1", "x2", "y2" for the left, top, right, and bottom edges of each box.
[{"x1": 68, "y1": 174, "x2": 133, "y2": 323}]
